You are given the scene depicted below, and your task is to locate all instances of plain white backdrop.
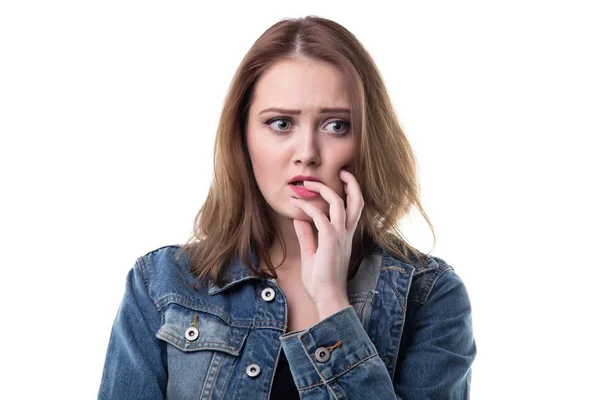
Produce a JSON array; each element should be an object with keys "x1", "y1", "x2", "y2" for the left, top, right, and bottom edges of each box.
[{"x1": 1, "y1": 1, "x2": 598, "y2": 398}]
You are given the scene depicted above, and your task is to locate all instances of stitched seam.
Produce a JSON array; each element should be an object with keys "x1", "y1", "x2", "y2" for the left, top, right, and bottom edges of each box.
[
  {"x1": 297, "y1": 381, "x2": 325, "y2": 391},
  {"x1": 137, "y1": 257, "x2": 162, "y2": 317},
  {"x1": 221, "y1": 352, "x2": 238, "y2": 400},
  {"x1": 381, "y1": 266, "x2": 406, "y2": 274},
  {"x1": 374, "y1": 311, "x2": 404, "y2": 347},
  {"x1": 425, "y1": 265, "x2": 453, "y2": 301},
  {"x1": 200, "y1": 352, "x2": 218, "y2": 399},
  {"x1": 155, "y1": 296, "x2": 287, "y2": 330},
  {"x1": 155, "y1": 296, "x2": 237, "y2": 322},
  {"x1": 414, "y1": 264, "x2": 451, "y2": 305},
  {"x1": 381, "y1": 268, "x2": 401, "y2": 300},
  {"x1": 267, "y1": 347, "x2": 283, "y2": 399},
  {"x1": 251, "y1": 284, "x2": 260, "y2": 331},
  {"x1": 209, "y1": 275, "x2": 259, "y2": 295},
  {"x1": 208, "y1": 354, "x2": 224, "y2": 400},
  {"x1": 324, "y1": 353, "x2": 380, "y2": 383},
  {"x1": 157, "y1": 330, "x2": 242, "y2": 354},
  {"x1": 327, "y1": 382, "x2": 342, "y2": 400},
  {"x1": 137, "y1": 257, "x2": 150, "y2": 293},
  {"x1": 201, "y1": 353, "x2": 224, "y2": 400},
  {"x1": 422, "y1": 268, "x2": 438, "y2": 303},
  {"x1": 390, "y1": 267, "x2": 414, "y2": 379},
  {"x1": 252, "y1": 319, "x2": 288, "y2": 323},
  {"x1": 297, "y1": 353, "x2": 380, "y2": 391}
]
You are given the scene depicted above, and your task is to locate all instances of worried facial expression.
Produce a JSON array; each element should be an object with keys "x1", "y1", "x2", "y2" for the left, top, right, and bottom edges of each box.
[{"x1": 246, "y1": 58, "x2": 356, "y2": 223}]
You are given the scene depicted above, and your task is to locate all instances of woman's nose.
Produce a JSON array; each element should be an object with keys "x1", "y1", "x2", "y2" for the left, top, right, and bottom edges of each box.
[{"x1": 293, "y1": 129, "x2": 321, "y2": 166}]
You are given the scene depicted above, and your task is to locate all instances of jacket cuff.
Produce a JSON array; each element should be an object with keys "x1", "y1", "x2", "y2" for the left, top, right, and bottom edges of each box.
[{"x1": 279, "y1": 305, "x2": 378, "y2": 390}]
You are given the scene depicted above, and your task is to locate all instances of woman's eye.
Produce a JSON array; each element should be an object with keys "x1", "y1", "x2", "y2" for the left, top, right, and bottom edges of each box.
[
  {"x1": 264, "y1": 118, "x2": 350, "y2": 135},
  {"x1": 325, "y1": 120, "x2": 350, "y2": 135},
  {"x1": 265, "y1": 118, "x2": 292, "y2": 133}
]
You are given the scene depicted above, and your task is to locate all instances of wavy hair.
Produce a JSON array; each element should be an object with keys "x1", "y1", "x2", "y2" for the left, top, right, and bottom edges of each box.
[{"x1": 177, "y1": 15, "x2": 436, "y2": 288}]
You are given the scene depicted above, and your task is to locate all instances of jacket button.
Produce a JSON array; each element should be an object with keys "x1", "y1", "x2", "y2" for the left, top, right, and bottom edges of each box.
[
  {"x1": 185, "y1": 327, "x2": 199, "y2": 341},
  {"x1": 261, "y1": 287, "x2": 275, "y2": 302},
  {"x1": 246, "y1": 363, "x2": 261, "y2": 377},
  {"x1": 315, "y1": 347, "x2": 331, "y2": 363}
]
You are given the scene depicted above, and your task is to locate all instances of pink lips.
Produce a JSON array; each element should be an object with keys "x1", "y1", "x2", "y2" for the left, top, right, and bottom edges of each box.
[
  {"x1": 289, "y1": 183, "x2": 320, "y2": 199},
  {"x1": 288, "y1": 174, "x2": 322, "y2": 199}
]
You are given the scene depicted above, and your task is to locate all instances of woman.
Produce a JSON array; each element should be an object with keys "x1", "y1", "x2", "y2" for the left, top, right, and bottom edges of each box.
[{"x1": 99, "y1": 15, "x2": 476, "y2": 399}]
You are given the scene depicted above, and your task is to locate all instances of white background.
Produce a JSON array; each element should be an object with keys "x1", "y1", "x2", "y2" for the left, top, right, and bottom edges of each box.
[{"x1": 1, "y1": 1, "x2": 598, "y2": 398}]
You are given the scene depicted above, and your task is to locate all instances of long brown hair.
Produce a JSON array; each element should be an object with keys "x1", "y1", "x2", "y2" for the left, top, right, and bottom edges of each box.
[{"x1": 177, "y1": 15, "x2": 436, "y2": 288}]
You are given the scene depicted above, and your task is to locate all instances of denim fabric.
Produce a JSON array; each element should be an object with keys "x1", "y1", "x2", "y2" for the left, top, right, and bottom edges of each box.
[{"x1": 98, "y1": 243, "x2": 476, "y2": 399}]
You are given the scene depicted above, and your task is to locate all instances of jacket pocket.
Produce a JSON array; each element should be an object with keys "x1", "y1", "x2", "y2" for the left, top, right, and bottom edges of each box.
[
  {"x1": 156, "y1": 302, "x2": 250, "y2": 399},
  {"x1": 157, "y1": 302, "x2": 249, "y2": 354}
]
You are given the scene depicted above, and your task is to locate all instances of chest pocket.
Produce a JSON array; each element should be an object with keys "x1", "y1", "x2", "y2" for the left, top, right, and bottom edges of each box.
[{"x1": 156, "y1": 302, "x2": 250, "y2": 399}]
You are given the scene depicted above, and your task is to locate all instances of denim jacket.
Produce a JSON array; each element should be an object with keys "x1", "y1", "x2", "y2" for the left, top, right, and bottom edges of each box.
[{"x1": 98, "y1": 243, "x2": 476, "y2": 399}]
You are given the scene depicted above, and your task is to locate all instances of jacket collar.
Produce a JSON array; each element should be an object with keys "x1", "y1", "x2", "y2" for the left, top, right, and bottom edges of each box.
[{"x1": 207, "y1": 245, "x2": 263, "y2": 295}]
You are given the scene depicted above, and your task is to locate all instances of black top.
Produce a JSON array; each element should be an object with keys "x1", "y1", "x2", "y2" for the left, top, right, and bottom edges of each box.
[{"x1": 270, "y1": 351, "x2": 300, "y2": 399}]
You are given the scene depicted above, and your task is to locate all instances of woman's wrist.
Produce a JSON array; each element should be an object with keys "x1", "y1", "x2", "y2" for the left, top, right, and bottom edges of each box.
[{"x1": 315, "y1": 295, "x2": 351, "y2": 321}]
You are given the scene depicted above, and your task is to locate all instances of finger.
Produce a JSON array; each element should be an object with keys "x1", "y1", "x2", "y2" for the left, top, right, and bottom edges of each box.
[
  {"x1": 301, "y1": 180, "x2": 346, "y2": 235},
  {"x1": 339, "y1": 170, "x2": 364, "y2": 231},
  {"x1": 290, "y1": 197, "x2": 336, "y2": 242},
  {"x1": 292, "y1": 218, "x2": 317, "y2": 256}
]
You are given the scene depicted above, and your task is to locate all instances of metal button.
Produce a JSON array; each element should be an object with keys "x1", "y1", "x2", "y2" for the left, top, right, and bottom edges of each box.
[
  {"x1": 315, "y1": 347, "x2": 331, "y2": 363},
  {"x1": 185, "y1": 326, "x2": 199, "y2": 341},
  {"x1": 246, "y1": 363, "x2": 261, "y2": 377},
  {"x1": 261, "y1": 287, "x2": 275, "y2": 302}
]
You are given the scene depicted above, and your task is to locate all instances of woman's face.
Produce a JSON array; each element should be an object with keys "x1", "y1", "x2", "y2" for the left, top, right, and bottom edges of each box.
[{"x1": 246, "y1": 58, "x2": 356, "y2": 223}]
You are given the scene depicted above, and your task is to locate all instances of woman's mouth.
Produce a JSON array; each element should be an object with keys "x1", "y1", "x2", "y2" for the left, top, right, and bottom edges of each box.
[{"x1": 288, "y1": 183, "x2": 320, "y2": 198}]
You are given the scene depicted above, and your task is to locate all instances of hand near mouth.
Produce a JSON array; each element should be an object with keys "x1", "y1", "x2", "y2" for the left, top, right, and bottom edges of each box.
[{"x1": 289, "y1": 169, "x2": 365, "y2": 321}]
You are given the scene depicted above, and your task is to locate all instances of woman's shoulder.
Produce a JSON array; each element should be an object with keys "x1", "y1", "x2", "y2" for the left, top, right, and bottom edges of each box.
[
  {"x1": 405, "y1": 254, "x2": 470, "y2": 310},
  {"x1": 137, "y1": 243, "x2": 183, "y2": 265},
  {"x1": 136, "y1": 243, "x2": 185, "y2": 276},
  {"x1": 132, "y1": 243, "x2": 201, "y2": 303},
  {"x1": 378, "y1": 245, "x2": 467, "y2": 307}
]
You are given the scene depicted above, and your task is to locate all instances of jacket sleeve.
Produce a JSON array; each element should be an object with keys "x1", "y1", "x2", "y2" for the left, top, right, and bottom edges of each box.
[
  {"x1": 279, "y1": 268, "x2": 476, "y2": 399},
  {"x1": 280, "y1": 305, "x2": 396, "y2": 399},
  {"x1": 98, "y1": 259, "x2": 168, "y2": 400},
  {"x1": 394, "y1": 268, "x2": 477, "y2": 399}
]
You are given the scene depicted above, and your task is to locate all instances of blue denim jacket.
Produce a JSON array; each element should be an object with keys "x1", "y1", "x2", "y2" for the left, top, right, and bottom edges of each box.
[{"x1": 99, "y1": 243, "x2": 476, "y2": 399}]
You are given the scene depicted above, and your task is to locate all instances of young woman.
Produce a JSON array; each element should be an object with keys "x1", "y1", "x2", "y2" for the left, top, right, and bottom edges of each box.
[{"x1": 99, "y1": 15, "x2": 476, "y2": 399}]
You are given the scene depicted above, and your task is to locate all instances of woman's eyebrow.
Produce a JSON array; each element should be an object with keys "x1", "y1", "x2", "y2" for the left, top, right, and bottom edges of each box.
[{"x1": 259, "y1": 107, "x2": 351, "y2": 115}]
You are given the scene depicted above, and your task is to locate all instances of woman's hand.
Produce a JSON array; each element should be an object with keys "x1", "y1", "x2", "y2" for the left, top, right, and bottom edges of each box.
[{"x1": 289, "y1": 169, "x2": 365, "y2": 320}]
